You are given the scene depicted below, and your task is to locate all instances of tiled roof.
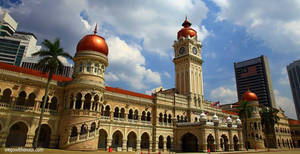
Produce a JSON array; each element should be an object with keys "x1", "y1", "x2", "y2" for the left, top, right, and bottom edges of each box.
[
  {"x1": 105, "y1": 86, "x2": 153, "y2": 100},
  {"x1": 0, "y1": 62, "x2": 72, "y2": 82},
  {"x1": 222, "y1": 110, "x2": 239, "y2": 116},
  {"x1": 288, "y1": 119, "x2": 300, "y2": 125}
]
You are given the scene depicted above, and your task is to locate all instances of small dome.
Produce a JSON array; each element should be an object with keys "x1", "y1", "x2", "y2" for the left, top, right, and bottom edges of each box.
[
  {"x1": 200, "y1": 112, "x2": 207, "y2": 120},
  {"x1": 227, "y1": 116, "x2": 232, "y2": 123},
  {"x1": 242, "y1": 90, "x2": 258, "y2": 101},
  {"x1": 76, "y1": 24, "x2": 108, "y2": 56},
  {"x1": 236, "y1": 118, "x2": 242, "y2": 125},
  {"x1": 213, "y1": 113, "x2": 219, "y2": 121},
  {"x1": 177, "y1": 17, "x2": 197, "y2": 39}
]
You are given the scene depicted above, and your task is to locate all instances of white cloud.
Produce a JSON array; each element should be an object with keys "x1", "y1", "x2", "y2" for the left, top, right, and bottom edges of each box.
[
  {"x1": 279, "y1": 67, "x2": 290, "y2": 85},
  {"x1": 212, "y1": 0, "x2": 300, "y2": 54},
  {"x1": 274, "y1": 89, "x2": 296, "y2": 119},
  {"x1": 203, "y1": 51, "x2": 217, "y2": 59},
  {"x1": 194, "y1": 25, "x2": 211, "y2": 41},
  {"x1": 106, "y1": 36, "x2": 161, "y2": 90},
  {"x1": 209, "y1": 86, "x2": 237, "y2": 104},
  {"x1": 79, "y1": 17, "x2": 92, "y2": 31},
  {"x1": 106, "y1": 72, "x2": 119, "y2": 82},
  {"x1": 163, "y1": 71, "x2": 171, "y2": 78}
]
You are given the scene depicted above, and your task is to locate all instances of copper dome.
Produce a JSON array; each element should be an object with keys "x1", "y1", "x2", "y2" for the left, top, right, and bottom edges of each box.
[
  {"x1": 76, "y1": 25, "x2": 108, "y2": 56},
  {"x1": 177, "y1": 17, "x2": 197, "y2": 39},
  {"x1": 242, "y1": 90, "x2": 258, "y2": 101}
]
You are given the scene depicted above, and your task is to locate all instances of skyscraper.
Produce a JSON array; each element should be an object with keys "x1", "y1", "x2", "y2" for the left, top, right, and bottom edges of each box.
[
  {"x1": 287, "y1": 60, "x2": 300, "y2": 120},
  {"x1": 0, "y1": 12, "x2": 40, "y2": 66},
  {"x1": 234, "y1": 55, "x2": 276, "y2": 108}
]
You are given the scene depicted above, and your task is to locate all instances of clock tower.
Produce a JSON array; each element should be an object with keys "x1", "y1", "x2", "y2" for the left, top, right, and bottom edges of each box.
[{"x1": 173, "y1": 17, "x2": 203, "y2": 109}]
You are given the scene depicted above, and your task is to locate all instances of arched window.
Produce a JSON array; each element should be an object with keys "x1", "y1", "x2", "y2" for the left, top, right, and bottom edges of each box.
[
  {"x1": 141, "y1": 111, "x2": 146, "y2": 121},
  {"x1": 69, "y1": 94, "x2": 74, "y2": 109},
  {"x1": 1, "y1": 88, "x2": 12, "y2": 103},
  {"x1": 86, "y1": 63, "x2": 91, "y2": 72},
  {"x1": 90, "y1": 122, "x2": 96, "y2": 132},
  {"x1": 128, "y1": 109, "x2": 133, "y2": 119},
  {"x1": 94, "y1": 64, "x2": 99, "y2": 74},
  {"x1": 80, "y1": 124, "x2": 88, "y2": 135},
  {"x1": 40, "y1": 96, "x2": 49, "y2": 109},
  {"x1": 195, "y1": 117, "x2": 198, "y2": 122},
  {"x1": 120, "y1": 108, "x2": 125, "y2": 118},
  {"x1": 184, "y1": 116, "x2": 188, "y2": 122},
  {"x1": 177, "y1": 115, "x2": 180, "y2": 122},
  {"x1": 26, "y1": 93, "x2": 36, "y2": 107},
  {"x1": 70, "y1": 126, "x2": 78, "y2": 137},
  {"x1": 114, "y1": 107, "x2": 119, "y2": 118},
  {"x1": 254, "y1": 122, "x2": 257, "y2": 130},
  {"x1": 75, "y1": 93, "x2": 82, "y2": 109},
  {"x1": 147, "y1": 112, "x2": 151, "y2": 121},
  {"x1": 83, "y1": 93, "x2": 91, "y2": 110},
  {"x1": 134, "y1": 110, "x2": 138, "y2": 120},
  {"x1": 164, "y1": 113, "x2": 167, "y2": 123},
  {"x1": 16, "y1": 91, "x2": 26, "y2": 106},
  {"x1": 49, "y1": 97, "x2": 58, "y2": 110},
  {"x1": 181, "y1": 116, "x2": 184, "y2": 122},
  {"x1": 159, "y1": 113, "x2": 163, "y2": 123},
  {"x1": 79, "y1": 63, "x2": 83, "y2": 72},
  {"x1": 104, "y1": 106, "x2": 110, "y2": 117},
  {"x1": 168, "y1": 114, "x2": 172, "y2": 123}
]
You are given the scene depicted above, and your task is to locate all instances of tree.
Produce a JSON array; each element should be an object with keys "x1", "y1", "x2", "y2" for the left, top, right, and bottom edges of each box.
[
  {"x1": 32, "y1": 38, "x2": 72, "y2": 148},
  {"x1": 260, "y1": 106, "x2": 279, "y2": 148},
  {"x1": 238, "y1": 100, "x2": 253, "y2": 150}
]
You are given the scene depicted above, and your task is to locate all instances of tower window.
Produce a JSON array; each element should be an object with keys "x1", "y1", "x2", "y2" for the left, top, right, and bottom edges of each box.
[
  {"x1": 79, "y1": 63, "x2": 83, "y2": 72},
  {"x1": 95, "y1": 64, "x2": 99, "y2": 73},
  {"x1": 87, "y1": 63, "x2": 91, "y2": 72}
]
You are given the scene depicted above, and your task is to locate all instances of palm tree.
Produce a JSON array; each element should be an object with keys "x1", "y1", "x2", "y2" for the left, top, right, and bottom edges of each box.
[
  {"x1": 32, "y1": 38, "x2": 72, "y2": 148},
  {"x1": 238, "y1": 100, "x2": 253, "y2": 151},
  {"x1": 260, "y1": 106, "x2": 279, "y2": 148}
]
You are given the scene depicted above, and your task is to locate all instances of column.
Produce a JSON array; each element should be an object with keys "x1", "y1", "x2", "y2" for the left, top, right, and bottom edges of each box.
[
  {"x1": 122, "y1": 139, "x2": 127, "y2": 151},
  {"x1": 215, "y1": 129, "x2": 220, "y2": 152},
  {"x1": 25, "y1": 134, "x2": 35, "y2": 147},
  {"x1": 34, "y1": 101, "x2": 40, "y2": 111},
  {"x1": 0, "y1": 132, "x2": 8, "y2": 147},
  {"x1": 125, "y1": 113, "x2": 128, "y2": 121},
  {"x1": 238, "y1": 129, "x2": 244, "y2": 150},
  {"x1": 229, "y1": 130, "x2": 234, "y2": 151},
  {"x1": 155, "y1": 137, "x2": 159, "y2": 152},
  {"x1": 163, "y1": 141, "x2": 167, "y2": 151},
  {"x1": 110, "y1": 111, "x2": 113, "y2": 120},
  {"x1": 90, "y1": 99, "x2": 94, "y2": 111},
  {"x1": 10, "y1": 97, "x2": 16, "y2": 107},
  {"x1": 72, "y1": 100, "x2": 75, "y2": 109},
  {"x1": 202, "y1": 131, "x2": 207, "y2": 152},
  {"x1": 136, "y1": 140, "x2": 141, "y2": 151},
  {"x1": 170, "y1": 136, "x2": 174, "y2": 151},
  {"x1": 81, "y1": 99, "x2": 85, "y2": 110},
  {"x1": 107, "y1": 138, "x2": 112, "y2": 150}
]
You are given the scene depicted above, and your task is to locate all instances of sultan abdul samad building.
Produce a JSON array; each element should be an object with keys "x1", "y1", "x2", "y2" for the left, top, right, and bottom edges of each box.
[{"x1": 0, "y1": 18, "x2": 295, "y2": 152}]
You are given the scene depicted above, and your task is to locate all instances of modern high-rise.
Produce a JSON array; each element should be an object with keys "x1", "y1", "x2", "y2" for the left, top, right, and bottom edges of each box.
[
  {"x1": 287, "y1": 60, "x2": 300, "y2": 120},
  {"x1": 0, "y1": 12, "x2": 41, "y2": 66},
  {"x1": 234, "y1": 55, "x2": 276, "y2": 108},
  {"x1": 21, "y1": 56, "x2": 74, "y2": 77}
]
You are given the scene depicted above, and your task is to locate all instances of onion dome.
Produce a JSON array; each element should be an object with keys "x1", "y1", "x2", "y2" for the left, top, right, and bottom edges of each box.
[
  {"x1": 236, "y1": 118, "x2": 242, "y2": 125},
  {"x1": 76, "y1": 24, "x2": 109, "y2": 56},
  {"x1": 227, "y1": 116, "x2": 232, "y2": 123},
  {"x1": 242, "y1": 89, "x2": 258, "y2": 101},
  {"x1": 200, "y1": 112, "x2": 207, "y2": 121},
  {"x1": 177, "y1": 17, "x2": 197, "y2": 39},
  {"x1": 213, "y1": 113, "x2": 219, "y2": 122}
]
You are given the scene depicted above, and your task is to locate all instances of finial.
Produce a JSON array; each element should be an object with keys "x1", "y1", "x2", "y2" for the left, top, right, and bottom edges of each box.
[{"x1": 94, "y1": 24, "x2": 97, "y2": 35}]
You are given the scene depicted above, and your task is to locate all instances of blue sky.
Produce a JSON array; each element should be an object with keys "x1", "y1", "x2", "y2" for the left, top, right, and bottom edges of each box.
[{"x1": 1, "y1": 0, "x2": 299, "y2": 119}]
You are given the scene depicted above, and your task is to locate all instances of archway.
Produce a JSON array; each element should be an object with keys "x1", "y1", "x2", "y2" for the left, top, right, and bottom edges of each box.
[
  {"x1": 49, "y1": 97, "x2": 58, "y2": 110},
  {"x1": 221, "y1": 135, "x2": 229, "y2": 151},
  {"x1": 26, "y1": 93, "x2": 36, "y2": 107},
  {"x1": 98, "y1": 129, "x2": 107, "y2": 150},
  {"x1": 104, "y1": 106, "x2": 110, "y2": 117},
  {"x1": 16, "y1": 91, "x2": 26, "y2": 106},
  {"x1": 127, "y1": 131, "x2": 137, "y2": 150},
  {"x1": 141, "y1": 132, "x2": 150, "y2": 150},
  {"x1": 167, "y1": 136, "x2": 171, "y2": 150},
  {"x1": 112, "y1": 131, "x2": 123, "y2": 149},
  {"x1": 90, "y1": 122, "x2": 96, "y2": 132},
  {"x1": 181, "y1": 133, "x2": 198, "y2": 152},
  {"x1": 158, "y1": 135, "x2": 164, "y2": 150},
  {"x1": 70, "y1": 126, "x2": 78, "y2": 137},
  {"x1": 75, "y1": 93, "x2": 82, "y2": 109},
  {"x1": 6, "y1": 122, "x2": 28, "y2": 147},
  {"x1": 34, "y1": 124, "x2": 51, "y2": 148},
  {"x1": 233, "y1": 135, "x2": 239, "y2": 151},
  {"x1": 83, "y1": 93, "x2": 91, "y2": 110},
  {"x1": 80, "y1": 124, "x2": 88, "y2": 135},
  {"x1": 1, "y1": 88, "x2": 12, "y2": 104},
  {"x1": 207, "y1": 134, "x2": 215, "y2": 152}
]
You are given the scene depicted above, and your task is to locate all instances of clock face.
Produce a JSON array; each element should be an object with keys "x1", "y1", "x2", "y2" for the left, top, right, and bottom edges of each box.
[
  {"x1": 193, "y1": 47, "x2": 197, "y2": 55},
  {"x1": 179, "y1": 47, "x2": 185, "y2": 55}
]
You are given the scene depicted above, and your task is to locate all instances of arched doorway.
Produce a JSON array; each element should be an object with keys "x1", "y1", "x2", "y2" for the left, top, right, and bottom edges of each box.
[
  {"x1": 98, "y1": 129, "x2": 107, "y2": 150},
  {"x1": 233, "y1": 135, "x2": 239, "y2": 151},
  {"x1": 141, "y1": 132, "x2": 150, "y2": 150},
  {"x1": 34, "y1": 124, "x2": 51, "y2": 148},
  {"x1": 158, "y1": 135, "x2": 164, "y2": 150},
  {"x1": 207, "y1": 134, "x2": 215, "y2": 152},
  {"x1": 221, "y1": 135, "x2": 229, "y2": 151},
  {"x1": 112, "y1": 131, "x2": 123, "y2": 149},
  {"x1": 166, "y1": 136, "x2": 171, "y2": 150},
  {"x1": 127, "y1": 131, "x2": 137, "y2": 150},
  {"x1": 181, "y1": 133, "x2": 198, "y2": 152},
  {"x1": 6, "y1": 122, "x2": 28, "y2": 147},
  {"x1": 16, "y1": 91, "x2": 26, "y2": 106}
]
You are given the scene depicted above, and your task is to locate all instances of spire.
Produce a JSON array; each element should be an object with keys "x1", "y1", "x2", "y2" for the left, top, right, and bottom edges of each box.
[
  {"x1": 94, "y1": 24, "x2": 97, "y2": 35},
  {"x1": 182, "y1": 16, "x2": 192, "y2": 27}
]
